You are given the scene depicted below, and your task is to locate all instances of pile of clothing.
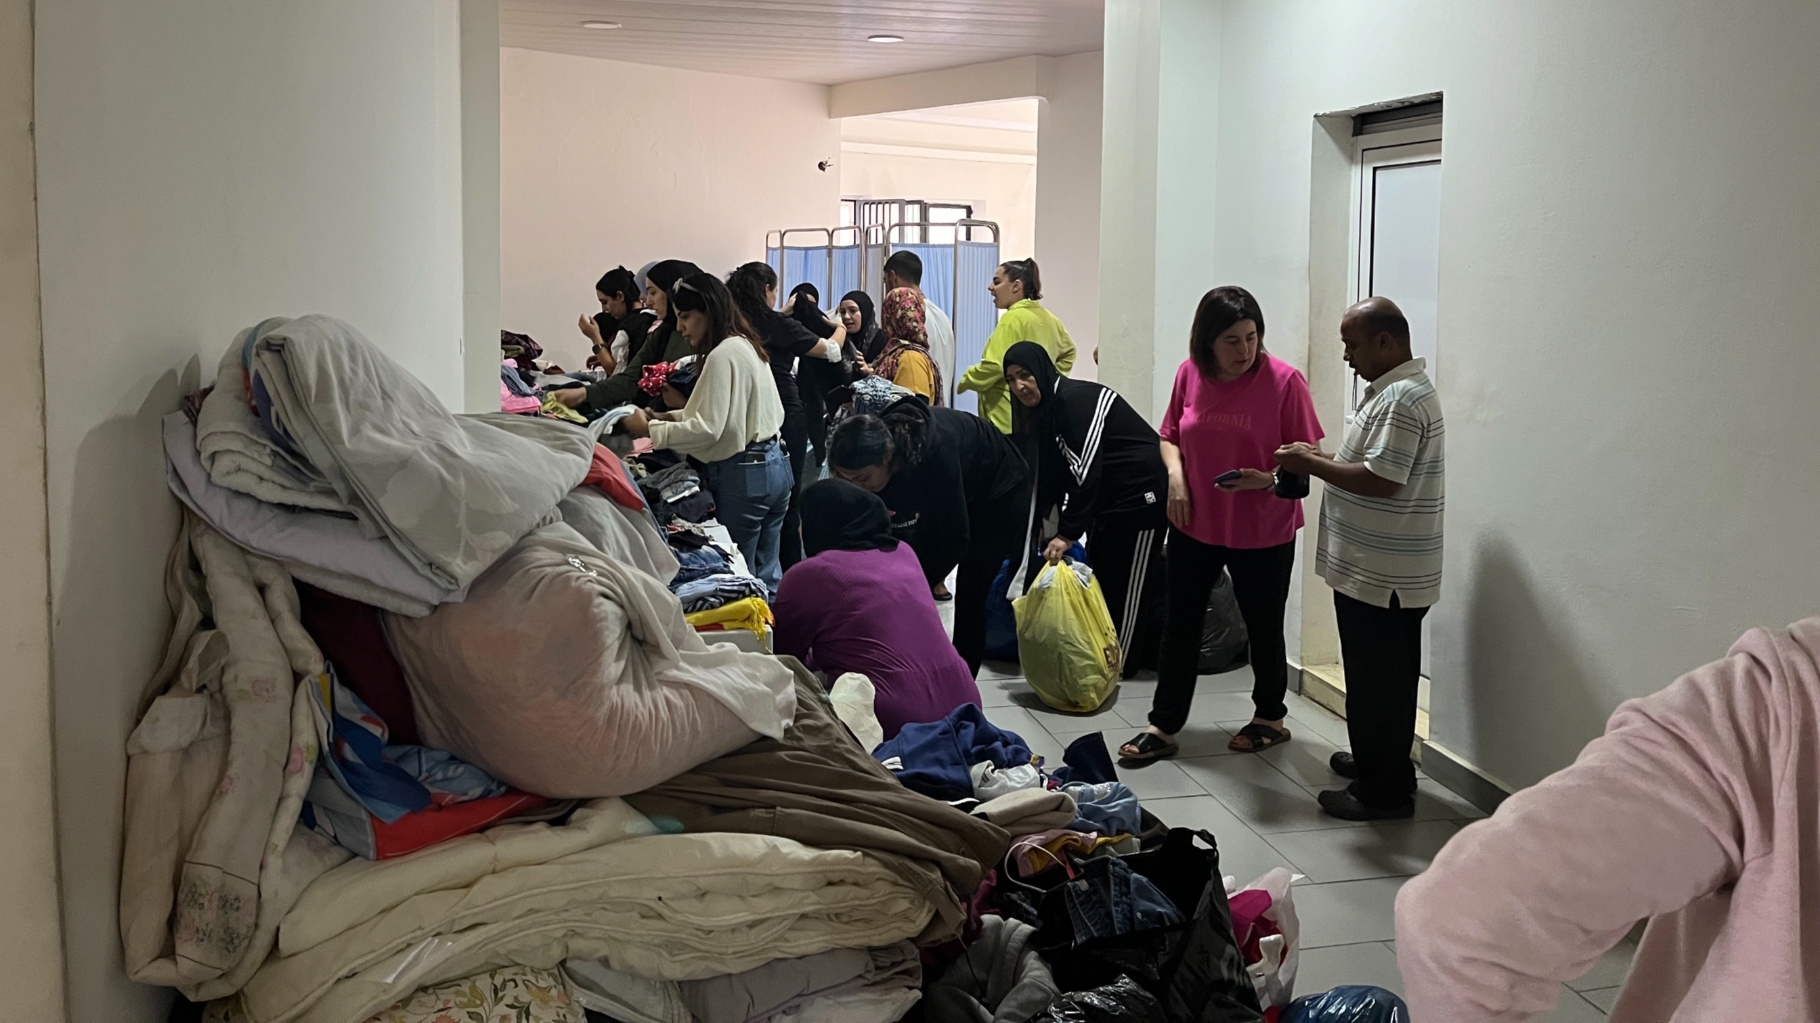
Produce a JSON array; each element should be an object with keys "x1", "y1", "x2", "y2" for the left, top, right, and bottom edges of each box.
[
  {"x1": 134, "y1": 317, "x2": 999, "y2": 1023},
  {"x1": 627, "y1": 453, "x2": 775, "y2": 646},
  {"x1": 500, "y1": 328, "x2": 642, "y2": 439},
  {"x1": 135, "y1": 315, "x2": 1306, "y2": 1023}
]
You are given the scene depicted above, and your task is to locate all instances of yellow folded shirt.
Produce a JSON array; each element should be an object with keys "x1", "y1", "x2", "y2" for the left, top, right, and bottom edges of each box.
[{"x1": 685, "y1": 597, "x2": 773, "y2": 636}]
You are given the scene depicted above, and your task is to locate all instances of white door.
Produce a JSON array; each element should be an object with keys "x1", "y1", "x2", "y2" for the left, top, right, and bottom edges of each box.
[{"x1": 1350, "y1": 131, "x2": 1442, "y2": 679}]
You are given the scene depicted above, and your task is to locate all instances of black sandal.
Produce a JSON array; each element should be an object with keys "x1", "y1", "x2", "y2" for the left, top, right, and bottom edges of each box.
[
  {"x1": 1227, "y1": 722, "x2": 1292, "y2": 753},
  {"x1": 1118, "y1": 731, "x2": 1180, "y2": 763}
]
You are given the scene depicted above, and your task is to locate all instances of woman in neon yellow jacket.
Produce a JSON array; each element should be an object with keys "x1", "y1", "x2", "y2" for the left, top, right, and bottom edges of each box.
[{"x1": 957, "y1": 258, "x2": 1076, "y2": 432}]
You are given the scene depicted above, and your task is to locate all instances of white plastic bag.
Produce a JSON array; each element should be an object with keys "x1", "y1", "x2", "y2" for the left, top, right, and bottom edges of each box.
[{"x1": 1225, "y1": 867, "x2": 1302, "y2": 1011}]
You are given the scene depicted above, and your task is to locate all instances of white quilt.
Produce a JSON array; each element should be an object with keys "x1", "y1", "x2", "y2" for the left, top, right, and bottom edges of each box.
[{"x1": 222, "y1": 801, "x2": 935, "y2": 1023}]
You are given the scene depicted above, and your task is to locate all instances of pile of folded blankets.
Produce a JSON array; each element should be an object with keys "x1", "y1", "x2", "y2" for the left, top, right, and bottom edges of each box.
[{"x1": 134, "y1": 315, "x2": 1280, "y2": 1023}]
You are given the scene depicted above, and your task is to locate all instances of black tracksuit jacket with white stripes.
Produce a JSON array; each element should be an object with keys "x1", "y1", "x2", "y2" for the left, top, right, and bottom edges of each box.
[{"x1": 1042, "y1": 381, "x2": 1171, "y2": 541}]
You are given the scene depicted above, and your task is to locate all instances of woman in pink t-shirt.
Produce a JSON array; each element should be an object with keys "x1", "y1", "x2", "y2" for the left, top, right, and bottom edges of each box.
[{"x1": 1119, "y1": 286, "x2": 1324, "y2": 763}]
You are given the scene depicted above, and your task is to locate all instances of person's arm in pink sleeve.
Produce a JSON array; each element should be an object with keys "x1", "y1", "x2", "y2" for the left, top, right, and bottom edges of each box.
[
  {"x1": 1157, "y1": 362, "x2": 1188, "y2": 445},
  {"x1": 1280, "y1": 367, "x2": 1324, "y2": 445},
  {"x1": 1396, "y1": 640, "x2": 1776, "y2": 1022}
]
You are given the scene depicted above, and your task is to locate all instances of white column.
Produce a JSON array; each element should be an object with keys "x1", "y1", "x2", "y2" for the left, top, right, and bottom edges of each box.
[
  {"x1": 1097, "y1": 0, "x2": 1222, "y2": 419},
  {"x1": 460, "y1": 0, "x2": 502, "y2": 413}
]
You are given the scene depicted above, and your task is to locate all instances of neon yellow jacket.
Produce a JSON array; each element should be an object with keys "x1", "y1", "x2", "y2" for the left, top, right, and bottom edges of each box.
[{"x1": 957, "y1": 299, "x2": 1076, "y2": 432}]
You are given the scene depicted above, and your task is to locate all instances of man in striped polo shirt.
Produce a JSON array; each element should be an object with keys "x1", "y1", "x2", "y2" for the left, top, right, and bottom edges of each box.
[{"x1": 1276, "y1": 296, "x2": 1444, "y2": 820}]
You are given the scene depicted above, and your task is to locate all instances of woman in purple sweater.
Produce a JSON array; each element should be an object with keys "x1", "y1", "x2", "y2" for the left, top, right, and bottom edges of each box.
[{"x1": 773, "y1": 479, "x2": 983, "y2": 740}]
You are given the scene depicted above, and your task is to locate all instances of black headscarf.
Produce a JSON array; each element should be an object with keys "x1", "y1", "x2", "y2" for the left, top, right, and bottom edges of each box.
[
  {"x1": 788, "y1": 283, "x2": 836, "y2": 340},
  {"x1": 840, "y1": 290, "x2": 885, "y2": 363},
  {"x1": 1004, "y1": 341, "x2": 1069, "y2": 435},
  {"x1": 1004, "y1": 341, "x2": 1075, "y2": 518},
  {"x1": 800, "y1": 478, "x2": 897, "y2": 557}
]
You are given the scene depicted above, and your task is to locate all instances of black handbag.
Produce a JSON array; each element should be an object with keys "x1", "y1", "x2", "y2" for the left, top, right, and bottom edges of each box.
[{"x1": 1274, "y1": 470, "x2": 1310, "y2": 500}]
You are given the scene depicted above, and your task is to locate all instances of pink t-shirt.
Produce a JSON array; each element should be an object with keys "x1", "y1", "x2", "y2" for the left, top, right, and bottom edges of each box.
[{"x1": 1158, "y1": 353, "x2": 1323, "y2": 549}]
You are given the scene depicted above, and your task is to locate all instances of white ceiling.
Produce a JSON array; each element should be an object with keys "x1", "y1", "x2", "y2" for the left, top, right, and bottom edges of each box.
[{"x1": 499, "y1": 0, "x2": 1105, "y2": 86}]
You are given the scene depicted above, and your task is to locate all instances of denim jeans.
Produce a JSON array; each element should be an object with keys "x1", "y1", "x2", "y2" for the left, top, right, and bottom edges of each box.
[
  {"x1": 700, "y1": 438, "x2": 792, "y2": 596},
  {"x1": 1061, "y1": 854, "x2": 1183, "y2": 942}
]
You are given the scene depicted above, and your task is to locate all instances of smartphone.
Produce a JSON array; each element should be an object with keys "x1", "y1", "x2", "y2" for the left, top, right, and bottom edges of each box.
[{"x1": 1213, "y1": 469, "x2": 1243, "y2": 485}]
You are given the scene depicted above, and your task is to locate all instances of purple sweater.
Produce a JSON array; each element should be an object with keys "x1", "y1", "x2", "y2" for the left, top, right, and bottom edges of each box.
[{"x1": 773, "y1": 543, "x2": 982, "y2": 740}]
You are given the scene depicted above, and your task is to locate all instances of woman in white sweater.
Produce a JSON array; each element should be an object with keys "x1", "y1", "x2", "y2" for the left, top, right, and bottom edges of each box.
[{"x1": 623, "y1": 272, "x2": 791, "y2": 593}]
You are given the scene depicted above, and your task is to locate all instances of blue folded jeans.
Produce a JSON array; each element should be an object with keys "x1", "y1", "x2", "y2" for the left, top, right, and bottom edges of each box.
[
  {"x1": 699, "y1": 438, "x2": 792, "y2": 596},
  {"x1": 1061, "y1": 854, "x2": 1183, "y2": 943}
]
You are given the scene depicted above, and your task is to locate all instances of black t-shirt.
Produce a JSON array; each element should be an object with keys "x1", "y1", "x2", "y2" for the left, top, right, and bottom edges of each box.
[{"x1": 760, "y1": 314, "x2": 821, "y2": 414}]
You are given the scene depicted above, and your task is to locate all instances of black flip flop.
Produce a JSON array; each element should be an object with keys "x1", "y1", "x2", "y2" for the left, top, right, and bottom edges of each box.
[
  {"x1": 1118, "y1": 731, "x2": 1179, "y2": 763},
  {"x1": 1227, "y1": 722, "x2": 1292, "y2": 753}
]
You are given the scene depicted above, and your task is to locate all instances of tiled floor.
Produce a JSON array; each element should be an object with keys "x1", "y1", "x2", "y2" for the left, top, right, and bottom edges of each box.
[{"x1": 972, "y1": 661, "x2": 1637, "y2": 1020}]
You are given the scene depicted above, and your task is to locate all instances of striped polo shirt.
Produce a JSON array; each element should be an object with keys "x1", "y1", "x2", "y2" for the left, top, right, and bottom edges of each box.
[{"x1": 1315, "y1": 358, "x2": 1445, "y2": 608}]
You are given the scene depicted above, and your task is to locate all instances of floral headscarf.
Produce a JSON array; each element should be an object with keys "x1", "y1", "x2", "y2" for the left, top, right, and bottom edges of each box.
[{"x1": 877, "y1": 287, "x2": 942, "y2": 405}]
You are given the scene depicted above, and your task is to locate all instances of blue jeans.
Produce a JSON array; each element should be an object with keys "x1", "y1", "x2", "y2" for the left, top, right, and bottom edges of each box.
[
  {"x1": 1061, "y1": 854, "x2": 1183, "y2": 942},
  {"x1": 700, "y1": 438, "x2": 792, "y2": 596}
]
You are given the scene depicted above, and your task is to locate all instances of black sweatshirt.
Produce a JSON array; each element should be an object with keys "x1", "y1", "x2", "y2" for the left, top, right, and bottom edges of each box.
[
  {"x1": 877, "y1": 407, "x2": 1031, "y2": 586},
  {"x1": 1044, "y1": 382, "x2": 1171, "y2": 540}
]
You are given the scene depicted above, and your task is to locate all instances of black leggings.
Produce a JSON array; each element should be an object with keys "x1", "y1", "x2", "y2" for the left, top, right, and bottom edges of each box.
[
  {"x1": 1150, "y1": 531, "x2": 1297, "y2": 735},
  {"x1": 1084, "y1": 521, "x2": 1168, "y2": 676},
  {"x1": 777, "y1": 411, "x2": 809, "y2": 571}
]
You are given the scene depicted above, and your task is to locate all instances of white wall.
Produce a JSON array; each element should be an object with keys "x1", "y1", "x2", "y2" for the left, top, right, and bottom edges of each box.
[
  {"x1": 829, "y1": 54, "x2": 1106, "y2": 374},
  {"x1": 840, "y1": 101, "x2": 1039, "y2": 268},
  {"x1": 501, "y1": 47, "x2": 841, "y2": 369},
  {"x1": 34, "y1": 3, "x2": 468, "y2": 1018},
  {"x1": 1141, "y1": 0, "x2": 1820, "y2": 789},
  {"x1": 1034, "y1": 51, "x2": 1104, "y2": 379},
  {"x1": 0, "y1": 0, "x2": 64, "y2": 1017}
]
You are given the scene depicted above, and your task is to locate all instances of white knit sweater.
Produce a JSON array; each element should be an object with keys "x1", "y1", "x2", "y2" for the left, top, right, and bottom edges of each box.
[{"x1": 648, "y1": 336, "x2": 785, "y2": 463}]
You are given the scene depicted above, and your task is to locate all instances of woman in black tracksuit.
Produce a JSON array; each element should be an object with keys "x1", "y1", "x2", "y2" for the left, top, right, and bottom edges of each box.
[
  {"x1": 1003, "y1": 341, "x2": 1170, "y2": 676},
  {"x1": 828, "y1": 397, "x2": 1030, "y2": 676}
]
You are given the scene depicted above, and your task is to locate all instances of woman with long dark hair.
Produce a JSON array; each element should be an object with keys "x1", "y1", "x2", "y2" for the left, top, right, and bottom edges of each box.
[
  {"x1": 726, "y1": 262, "x2": 847, "y2": 570},
  {"x1": 621, "y1": 272, "x2": 791, "y2": 592},
  {"x1": 579, "y1": 265, "x2": 653, "y2": 376},
  {"x1": 828, "y1": 400, "x2": 1029, "y2": 676},
  {"x1": 1118, "y1": 285, "x2": 1324, "y2": 764},
  {"x1": 772, "y1": 479, "x2": 982, "y2": 738},
  {"x1": 553, "y1": 258, "x2": 700, "y2": 411},
  {"x1": 1003, "y1": 340, "x2": 1169, "y2": 677}
]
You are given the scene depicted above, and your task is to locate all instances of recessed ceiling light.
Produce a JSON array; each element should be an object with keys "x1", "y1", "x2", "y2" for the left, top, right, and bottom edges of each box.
[
  {"x1": 581, "y1": 20, "x2": 621, "y2": 30},
  {"x1": 867, "y1": 34, "x2": 905, "y2": 43}
]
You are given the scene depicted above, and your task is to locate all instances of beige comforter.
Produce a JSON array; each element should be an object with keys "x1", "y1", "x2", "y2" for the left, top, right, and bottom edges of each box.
[{"x1": 220, "y1": 800, "x2": 934, "y2": 1023}]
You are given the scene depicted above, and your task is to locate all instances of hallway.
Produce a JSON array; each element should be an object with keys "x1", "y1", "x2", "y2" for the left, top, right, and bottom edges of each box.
[{"x1": 974, "y1": 660, "x2": 1636, "y2": 1021}]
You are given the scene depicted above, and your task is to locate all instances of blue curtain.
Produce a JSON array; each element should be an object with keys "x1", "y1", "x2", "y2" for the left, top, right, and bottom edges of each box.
[
  {"x1": 951, "y1": 240, "x2": 1001, "y2": 417},
  {"x1": 830, "y1": 244, "x2": 862, "y2": 302},
  {"x1": 781, "y1": 247, "x2": 831, "y2": 307}
]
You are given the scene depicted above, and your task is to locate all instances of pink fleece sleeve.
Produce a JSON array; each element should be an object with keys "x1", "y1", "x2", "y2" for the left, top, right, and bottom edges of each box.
[{"x1": 1396, "y1": 634, "x2": 1781, "y2": 1021}]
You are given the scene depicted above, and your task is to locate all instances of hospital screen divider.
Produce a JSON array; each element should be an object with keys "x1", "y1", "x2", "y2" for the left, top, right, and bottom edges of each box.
[
  {"x1": 765, "y1": 219, "x2": 1001, "y2": 410},
  {"x1": 952, "y1": 230, "x2": 1003, "y2": 417}
]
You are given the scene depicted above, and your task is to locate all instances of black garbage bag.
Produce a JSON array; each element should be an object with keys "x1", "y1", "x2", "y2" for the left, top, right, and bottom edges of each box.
[
  {"x1": 1031, "y1": 976, "x2": 1165, "y2": 1022},
  {"x1": 1199, "y1": 570, "x2": 1249, "y2": 674},
  {"x1": 1034, "y1": 829, "x2": 1264, "y2": 1023},
  {"x1": 1283, "y1": 986, "x2": 1410, "y2": 1023}
]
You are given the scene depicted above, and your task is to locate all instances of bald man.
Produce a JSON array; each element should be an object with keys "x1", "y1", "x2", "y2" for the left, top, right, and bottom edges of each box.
[{"x1": 1276, "y1": 297, "x2": 1445, "y2": 820}]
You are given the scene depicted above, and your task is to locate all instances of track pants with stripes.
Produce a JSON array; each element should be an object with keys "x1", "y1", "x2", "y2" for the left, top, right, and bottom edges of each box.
[{"x1": 1083, "y1": 512, "x2": 1169, "y2": 678}]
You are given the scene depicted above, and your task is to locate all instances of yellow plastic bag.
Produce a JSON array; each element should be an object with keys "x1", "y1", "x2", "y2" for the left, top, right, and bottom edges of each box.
[{"x1": 1013, "y1": 561, "x2": 1121, "y2": 713}]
